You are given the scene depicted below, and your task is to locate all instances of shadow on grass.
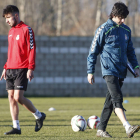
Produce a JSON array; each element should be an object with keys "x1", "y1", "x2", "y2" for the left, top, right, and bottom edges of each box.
[
  {"x1": 127, "y1": 118, "x2": 140, "y2": 121},
  {"x1": 110, "y1": 118, "x2": 140, "y2": 121},
  {"x1": 0, "y1": 119, "x2": 71, "y2": 123},
  {"x1": 127, "y1": 114, "x2": 140, "y2": 116},
  {"x1": 108, "y1": 124, "x2": 122, "y2": 126},
  {"x1": 0, "y1": 124, "x2": 70, "y2": 127}
]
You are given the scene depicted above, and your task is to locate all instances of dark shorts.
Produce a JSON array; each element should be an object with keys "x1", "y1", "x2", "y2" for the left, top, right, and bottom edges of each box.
[{"x1": 6, "y1": 69, "x2": 28, "y2": 91}]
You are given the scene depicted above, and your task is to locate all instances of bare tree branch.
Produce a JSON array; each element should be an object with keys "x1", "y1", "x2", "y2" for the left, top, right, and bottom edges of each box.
[{"x1": 56, "y1": 0, "x2": 62, "y2": 36}]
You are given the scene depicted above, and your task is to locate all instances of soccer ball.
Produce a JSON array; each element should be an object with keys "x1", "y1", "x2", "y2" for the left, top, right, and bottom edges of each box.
[
  {"x1": 71, "y1": 115, "x2": 79, "y2": 126},
  {"x1": 87, "y1": 115, "x2": 100, "y2": 129},
  {"x1": 71, "y1": 115, "x2": 87, "y2": 132}
]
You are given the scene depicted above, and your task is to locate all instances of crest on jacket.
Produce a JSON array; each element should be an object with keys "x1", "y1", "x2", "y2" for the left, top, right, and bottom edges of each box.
[{"x1": 16, "y1": 35, "x2": 19, "y2": 40}]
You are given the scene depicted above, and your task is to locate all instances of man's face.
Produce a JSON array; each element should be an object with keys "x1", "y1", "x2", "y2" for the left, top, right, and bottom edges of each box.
[
  {"x1": 112, "y1": 16, "x2": 125, "y2": 25},
  {"x1": 5, "y1": 13, "x2": 17, "y2": 27}
]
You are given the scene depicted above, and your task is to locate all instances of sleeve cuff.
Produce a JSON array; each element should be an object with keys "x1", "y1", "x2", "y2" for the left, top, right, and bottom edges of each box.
[{"x1": 134, "y1": 66, "x2": 139, "y2": 69}]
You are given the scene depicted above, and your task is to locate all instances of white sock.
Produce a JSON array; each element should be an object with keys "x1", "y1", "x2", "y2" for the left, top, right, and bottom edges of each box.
[
  {"x1": 13, "y1": 120, "x2": 20, "y2": 130},
  {"x1": 32, "y1": 110, "x2": 42, "y2": 119},
  {"x1": 97, "y1": 129, "x2": 103, "y2": 132},
  {"x1": 123, "y1": 121, "x2": 131, "y2": 131}
]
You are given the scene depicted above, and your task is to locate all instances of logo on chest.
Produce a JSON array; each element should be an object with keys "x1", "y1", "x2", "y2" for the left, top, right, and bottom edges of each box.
[
  {"x1": 16, "y1": 35, "x2": 19, "y2": 40},
  {"x1": 108, "y1": 35, "x2": 115, "y2": 38}
]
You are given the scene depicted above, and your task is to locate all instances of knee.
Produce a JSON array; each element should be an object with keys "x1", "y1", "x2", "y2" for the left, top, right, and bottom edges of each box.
[
  {"x1": 113, "y1": 102, "x2": 125, "y2": 111},
  {"x1": 14, "y1": 96, "x2": 23, "y2": 104},
  {"x1": 8, "y1": 94, "x2": 14, "y2": 103}
]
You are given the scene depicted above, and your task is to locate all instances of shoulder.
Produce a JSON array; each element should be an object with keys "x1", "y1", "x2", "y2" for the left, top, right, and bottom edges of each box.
[
  {"x1": 96, "y1": 21, "x2": 111, "y2": 35},
  {"x1": 21, "y1": 23, "x2": 34, "y2": 33},
  {"x1": 94, "y1": 22, "x2": 107, "y2": 36},
  {"x1": 120, "y1": 24, "x2": 131, "y2": 32},
  {"x1": 9, "y1": 27, "x2": 14, "y2": 32},
  {"x1": 22, "y1": 26, "x2": 34, "y2": 39}
]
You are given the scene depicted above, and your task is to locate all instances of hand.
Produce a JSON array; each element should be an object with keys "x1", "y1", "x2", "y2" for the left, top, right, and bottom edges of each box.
[
  {"x1": 0, "y1": 69, "x2": 6, "y2": 80},
  {"x1": 87, "y1": 74, "x2": 95, "y2": 85},
  {"x1": 134, "y1": 68, "x2": 139, "y2": 78},
  {"x1": 27, "y1": 69, "x2": 34, "y2": 81}
]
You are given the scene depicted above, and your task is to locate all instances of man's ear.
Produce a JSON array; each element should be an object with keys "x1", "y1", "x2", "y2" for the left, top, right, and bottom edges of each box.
[{"x1": 15, "y1": 13, "x2": 19, "y2": 18}]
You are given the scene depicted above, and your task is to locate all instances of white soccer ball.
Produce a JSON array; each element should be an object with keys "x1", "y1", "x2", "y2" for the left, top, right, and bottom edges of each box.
[
  {"x1": 71, "y1": 115, "x2": 79, "y2": 126},
  {"x1": 71, "y1": 115, "x2": 87, "y2": 132},
  {"x1": 48, "y1": 107, "x2": 56, "y2": 111},
  {"x1": 87, "y1": 115, "x2": 100, "y2": 129}
]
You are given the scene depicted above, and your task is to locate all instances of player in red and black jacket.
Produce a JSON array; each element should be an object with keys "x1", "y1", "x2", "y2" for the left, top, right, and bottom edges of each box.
[
  {"x1": 4, "y1": 21, "x2": 36, "y2": 71},
  {"x1": 0, "y1": 5, "x2": 46, "y2": 135}
]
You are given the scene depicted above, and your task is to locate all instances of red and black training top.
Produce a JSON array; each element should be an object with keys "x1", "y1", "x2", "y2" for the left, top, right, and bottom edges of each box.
[{"x1": 4, "y1": 21, "x2": 36, "y2": 70}]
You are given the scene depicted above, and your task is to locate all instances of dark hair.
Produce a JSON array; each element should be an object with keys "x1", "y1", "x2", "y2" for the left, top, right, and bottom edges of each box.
[
  {"x1": 3, "y1": 5, "x2": 19, "y2": 17},
  {"x1": 109, "y1": 2, "x2": 129, "y2": 19}
]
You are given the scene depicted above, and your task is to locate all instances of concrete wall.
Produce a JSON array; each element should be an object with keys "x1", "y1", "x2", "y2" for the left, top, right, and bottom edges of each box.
[{"x1": 0, "y1": 36, "x2": 140, "y2": 97}]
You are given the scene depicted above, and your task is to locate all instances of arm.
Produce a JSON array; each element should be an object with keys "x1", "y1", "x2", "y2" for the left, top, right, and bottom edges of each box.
[
  {"x1": 4, "y1": 62, "x2": 7, "y2": 70},
  {"x1": 134, "y1": 68, "x2": 139, "y2": 77},
  {"x1": 0, "y1": 69, "x2": 6, "y2": 80},
  {"x1": 87, "y1": 26, "x2": 105, "y2": 84},
  {"x1": 27, "y1": 69, "x2": 34, "y2": 82},
  {"x1": 87, "y1": 74, "x2": 95, "y2": 85},
  {"x1": 1, "y1": 47, "x2": 8, "y2": 80},
  {"x1": 25, "y1": 27, "x2": 36, "y2": 81},
  {"x1": 127, "y1": 31, "x2": 139, "y2": 70}
]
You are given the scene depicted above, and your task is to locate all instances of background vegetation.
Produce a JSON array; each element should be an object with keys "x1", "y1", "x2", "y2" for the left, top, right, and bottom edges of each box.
[{"x1": 0, "y1": 0, "x2": 140, "y2": 36}]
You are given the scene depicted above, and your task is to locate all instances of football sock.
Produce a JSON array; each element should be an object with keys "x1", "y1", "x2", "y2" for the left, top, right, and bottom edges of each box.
[
  {"x1": 32, "y1": 110, "x2": 42, "y2": 119},
  {"x1": 97, "y1": 130, "x2": 103, "y2": 132},
  {"x1": 13, "y1": 120, "x2": 20, "y2": 130},
  {"x1": 123, "y1": 121, "x2": 131, "y2": 131}
]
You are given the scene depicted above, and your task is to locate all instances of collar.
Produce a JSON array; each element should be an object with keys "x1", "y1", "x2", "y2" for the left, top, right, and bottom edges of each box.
[
  {"x1": 107, "y1": 19, "x2": 125, "y2": 27},
  {"x1": 14, "y1": 21, "x2": 24, "y2": 28},
  {"x1": 107, "y1": 19, "x2": 117, "y2": 26}
]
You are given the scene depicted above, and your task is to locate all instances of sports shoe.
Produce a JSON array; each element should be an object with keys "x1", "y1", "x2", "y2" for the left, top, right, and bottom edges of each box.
[
  {"x1": 4, "y1": 128, "x2": 21, "y2": 135},
  {"x1": 96, "y1": 130, "x2": 112, "y2": 138},
  {"x1": 126, "y1": 125, "x2": 140, "y2": 138},
  {"x1": 35, "y1": 112, "x2": 46, "y2": 132}
]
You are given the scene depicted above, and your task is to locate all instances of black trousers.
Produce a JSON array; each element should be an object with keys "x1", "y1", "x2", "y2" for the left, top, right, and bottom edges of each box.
[{"x1": 98, "y1": 75, "x2": 124, "y2": 131}]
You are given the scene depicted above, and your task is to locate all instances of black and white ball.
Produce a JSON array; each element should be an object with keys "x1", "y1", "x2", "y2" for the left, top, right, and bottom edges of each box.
[
  {"x1": 71, "y1": 115, "x2": 87, "y2": 132},
  {"x1": 87, "y1": 115, "x2": 100, "y2": 129}
]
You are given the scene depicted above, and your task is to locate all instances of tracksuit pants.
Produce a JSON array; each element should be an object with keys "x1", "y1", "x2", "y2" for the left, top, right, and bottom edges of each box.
[{"x1": 98, "y1": 75, "x2": 124, "y2": 131}]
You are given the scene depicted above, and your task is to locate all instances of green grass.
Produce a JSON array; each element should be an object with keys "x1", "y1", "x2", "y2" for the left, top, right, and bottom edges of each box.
[{"x1": 0, "y1": 97, "x2": 140, "y2": 140}]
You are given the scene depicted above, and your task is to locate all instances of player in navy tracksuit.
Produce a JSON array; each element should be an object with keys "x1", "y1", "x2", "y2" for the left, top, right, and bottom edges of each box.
[
  {"x1": 0, "y1": 5, "x2": 46, "y2": 135},
  {"x1": 87, "y1": 2, "x2": 139, "y2": 138}
]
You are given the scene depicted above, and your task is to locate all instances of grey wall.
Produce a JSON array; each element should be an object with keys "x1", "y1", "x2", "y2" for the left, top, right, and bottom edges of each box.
[{"x1": 0, "y1": 36, "x2": 140, "y2": 97}]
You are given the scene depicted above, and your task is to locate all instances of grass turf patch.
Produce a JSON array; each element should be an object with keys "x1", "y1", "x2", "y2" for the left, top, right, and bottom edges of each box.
[{"x1": 0, "y1": 97, "x2": 140, "y2": 140}]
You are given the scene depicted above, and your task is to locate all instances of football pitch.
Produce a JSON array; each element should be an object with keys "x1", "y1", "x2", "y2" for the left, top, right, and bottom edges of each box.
[{"x1": 0, "y1": 97, "x2": 140, "y2": 140}]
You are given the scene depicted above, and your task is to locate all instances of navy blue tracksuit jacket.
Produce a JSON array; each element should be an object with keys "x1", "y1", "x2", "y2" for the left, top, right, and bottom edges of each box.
[{"x1": 87, "y1": 19, "x2": 139, "y2": 79}]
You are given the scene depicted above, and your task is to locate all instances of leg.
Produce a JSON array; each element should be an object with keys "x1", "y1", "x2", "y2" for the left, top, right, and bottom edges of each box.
[
  {"x1": 105, "y1": 76, "x2": 140, "y2": 138},
  {"x1": 5, "y1": 90, "x2": 21, "y2": 135},
  {"x1": 8, "y1": 90, "x2": 19, "y2": 120},
  {"x1": 14, "y1": 90, "x2": 36, "y2": 113},
  {"x1": 13, "y1": 69, "x2": 46, "y2": 132},
  {"x1": 4, "y1": 70, "x2": 21, "y2": 135},
  {"x1": 98, "y1": 90, "x2": 113, "y2": 131},
  {"x1": 105, "y1": 76, "x2": 126, "y2": 122},
  {"x1": 98, "y1": 77, "x2": 124, "y2": 131},
  {"x1": 97, "y1": 76, "x2": 125, "y2": 138},
  {"x1": 115, "y1": 108, "x2": 126, "y2": 124},
  {"x1": 113, "y1": 79, "x2": 126, "y2": 123},
  {"x1": 14, "y1": 90, "x2": 46, "y2": 132}
]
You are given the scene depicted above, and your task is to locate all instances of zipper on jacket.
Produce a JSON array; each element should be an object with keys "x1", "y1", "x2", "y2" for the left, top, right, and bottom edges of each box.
[
  {"x1": 117, "y1": 25, "x2": 122, "y2": 77},
  {"x1": 116, "y1": 26, "x2": 121, "y2": 57}
]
